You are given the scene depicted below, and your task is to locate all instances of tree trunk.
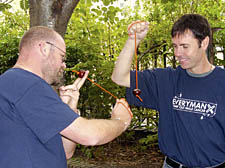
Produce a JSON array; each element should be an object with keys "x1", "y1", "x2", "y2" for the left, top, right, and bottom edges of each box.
[{"x1": 29, "y1": 0, "x2": 80, "y2": 38}]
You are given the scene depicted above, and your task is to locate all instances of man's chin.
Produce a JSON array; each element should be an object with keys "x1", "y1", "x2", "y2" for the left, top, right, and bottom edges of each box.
[
  {"x1": 50, "y1": 80, "x2": 64, "y2": 93},
  {"x1": 51, "y1": 76, "x2": 64, "y2": 87},
  {"x1": 49, "y1": 71, "x2": 65, "y2": 89},
  {"x1": 180, "y1": 64, "x2": 190, "y2": 70}
]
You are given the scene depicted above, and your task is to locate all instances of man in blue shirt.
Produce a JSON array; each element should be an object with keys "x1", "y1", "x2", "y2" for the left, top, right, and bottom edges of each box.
[
  {"x1": 0, "y1": 26, "x2": 132, "y2": 168},
  {"x1": 112, "y1": 14, "x2": 225, "y2": 167}
]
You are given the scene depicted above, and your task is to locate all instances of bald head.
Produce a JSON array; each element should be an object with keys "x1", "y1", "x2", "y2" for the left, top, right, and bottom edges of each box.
[
  {"x1": 15, "y1": 26, "x2": 66, "y2": 85},
  {"x1": 19, "y1": 26, "x2": 63, "y2": 53}
]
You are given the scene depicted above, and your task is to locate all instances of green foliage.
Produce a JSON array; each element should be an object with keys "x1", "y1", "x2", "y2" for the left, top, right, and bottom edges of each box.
[
  {"x1": 0, "y1": 10, "x2": 29, "y2": 74},
  {"x1": 20, "y1": 0, "x2": 29, "y2": 13},
  {"x1": 75, "y1": 143, "x2": 105, "y2": 159},
  {"x1": 138, "y1": 133, "x2": 158, "y2": 151},
  {"x1": 0, "y1": 0, "x2": 12, "y2": 11},
  {"x1": 80, "y1": 146, "x2": 96, "y2": 158},
  {"x1": 65, "y1": 0, "x2": 128, "y2": 118}
]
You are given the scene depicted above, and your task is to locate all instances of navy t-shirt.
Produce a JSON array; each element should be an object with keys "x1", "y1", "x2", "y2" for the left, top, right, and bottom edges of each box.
[
  {"x1": 0, "y1": 68, "x2": 79, "y2": 168},
  {"x1": 127, "y1": 66, "x2": 225, "y2": 167}
]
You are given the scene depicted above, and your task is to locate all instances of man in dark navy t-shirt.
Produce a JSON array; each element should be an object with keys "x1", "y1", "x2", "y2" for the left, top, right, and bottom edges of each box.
[
  {"x1": 112, "y1": 14, "x2": 225, "y2": 167},
  {"x1": 0, "y1": 26, "x2": 132, "y2": 168}
]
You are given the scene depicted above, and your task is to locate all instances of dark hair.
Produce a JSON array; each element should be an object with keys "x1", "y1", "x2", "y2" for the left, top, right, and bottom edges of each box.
[{"x1": 171, "y1": 14, "x2": 212, "y2": 48}]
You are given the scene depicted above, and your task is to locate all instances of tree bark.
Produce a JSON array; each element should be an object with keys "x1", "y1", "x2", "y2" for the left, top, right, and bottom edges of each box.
[{"x1": 29, "y1": 0, "x2": 80, "y2": 38}]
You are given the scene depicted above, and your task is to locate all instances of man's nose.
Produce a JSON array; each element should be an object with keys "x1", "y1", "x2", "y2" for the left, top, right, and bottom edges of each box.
[
  {"x1": 62, "y1": 62, "x2": 66, "y2": 69},
  {"x1": 174, "y1": 47, "x2": 182, "y2": 57}
]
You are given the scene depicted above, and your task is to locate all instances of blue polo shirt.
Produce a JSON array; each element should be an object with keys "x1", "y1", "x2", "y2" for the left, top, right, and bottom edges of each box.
[{"x1": 0, "y1": 68, "x2": 79, "y2": 168}]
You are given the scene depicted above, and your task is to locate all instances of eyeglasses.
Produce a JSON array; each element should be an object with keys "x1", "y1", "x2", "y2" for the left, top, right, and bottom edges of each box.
[
  {"x1": 46, "y1": 41, "x2": 66, "y2": 55},
  {"x1": 46, "y1": 41, "x2": 66, "y2": 62}
]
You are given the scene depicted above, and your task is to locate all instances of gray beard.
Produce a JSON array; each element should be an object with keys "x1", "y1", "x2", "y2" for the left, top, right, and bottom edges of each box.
[{"x1": 50, "y1": 71, "x2": 65, "y2": 89}]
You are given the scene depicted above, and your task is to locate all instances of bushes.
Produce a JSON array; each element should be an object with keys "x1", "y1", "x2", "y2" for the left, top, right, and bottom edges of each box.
[{"x1": 0, "y1": 11, "x2": 29, "y2": 74}]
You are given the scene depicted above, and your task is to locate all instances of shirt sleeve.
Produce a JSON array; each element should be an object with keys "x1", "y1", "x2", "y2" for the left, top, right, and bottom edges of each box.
[{"x1": 15, "y1": 81, "x2": 79, "y2": 144}]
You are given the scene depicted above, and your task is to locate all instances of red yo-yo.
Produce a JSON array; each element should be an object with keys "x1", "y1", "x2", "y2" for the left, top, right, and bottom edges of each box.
[
  {"x1": 78, "y1": 70, "x2": 85, "y2": 78},
  {"x1": 133, "y1": 88, "x2": 141, "y2": 96}
]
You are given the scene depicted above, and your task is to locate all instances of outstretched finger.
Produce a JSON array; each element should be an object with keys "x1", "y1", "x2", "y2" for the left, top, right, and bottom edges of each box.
[{"x1": 72, "y1": 70, "x2": 89, "y2": 90}]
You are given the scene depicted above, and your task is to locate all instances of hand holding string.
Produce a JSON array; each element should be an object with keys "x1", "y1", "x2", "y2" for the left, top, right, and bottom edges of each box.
[
  {"x1": 111, "y1": 98, "x2": 132, "y2": 130},
  {"x1": 59, "y1": 71, "x2": 89, "y2": 111},
  {"x1": 127, "y1": 20, "x2": 149, "y2": 102},
  {"x1": 128, "y1": 20, "x2": 149, "y2": 41}
]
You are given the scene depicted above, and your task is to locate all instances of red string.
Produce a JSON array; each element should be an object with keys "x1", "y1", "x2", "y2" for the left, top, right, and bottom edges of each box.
[
  {"x1": 135, "y1": 32, "x2": 138, "y2": 89},
  {"x1": 128, "y1": 21, "x2": 144, "y2": 102},
  {"x1": 71, "y1": 70, "x2": 133, "y2": 118}
]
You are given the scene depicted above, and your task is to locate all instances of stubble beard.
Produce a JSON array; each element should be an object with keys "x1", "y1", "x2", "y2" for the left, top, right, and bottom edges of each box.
[{"x1": 51, "y1": 68, "x2": 65, "y2": 88}]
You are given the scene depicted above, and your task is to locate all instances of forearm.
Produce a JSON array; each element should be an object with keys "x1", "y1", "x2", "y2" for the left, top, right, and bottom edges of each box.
[
  {"x1": 61, "y1": 99, "x2": 132, "y2": 147},
  {"x1": 112, "y1": 38, "x2": 141, "y2": 87},
  {"x1": 62, "y1": 136, "x2": 76, "y2": 159},
  {"x1": 61, "y1": 117, "x2": 127, "y2": 146},
  {"x1": 87, "y1": 118, "x2": 126, "y2": 145}
]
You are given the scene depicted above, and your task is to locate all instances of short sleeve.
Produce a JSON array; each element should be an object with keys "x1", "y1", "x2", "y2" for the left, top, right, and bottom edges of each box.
[{"x1": 15, "y1": 81, "x2": 79, "y2": 144}]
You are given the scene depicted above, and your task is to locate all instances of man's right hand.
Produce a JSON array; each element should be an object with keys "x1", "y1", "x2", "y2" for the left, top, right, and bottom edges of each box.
[
  {"x1": 59, "y1": 70, "x2": 89, "y2": 111},
  {"x1": 127, "y1": 21, "x2": 149, "y2": 41},
  {"x1": 111, "y1": 98, "x2": 132, "y2": 130}
]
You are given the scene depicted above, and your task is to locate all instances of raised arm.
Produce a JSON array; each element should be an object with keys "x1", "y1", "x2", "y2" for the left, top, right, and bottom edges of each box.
[{"x1": 111, "y1": 21, "x2": 149, "y2": 87}]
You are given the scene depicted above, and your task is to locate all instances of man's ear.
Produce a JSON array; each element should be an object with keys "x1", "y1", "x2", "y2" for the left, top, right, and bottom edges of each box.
[
  {"x1": 39, "y1": 42, "x2": 51, "y2": 58},
  {"x1": 201, "y1": 36, "x2": 209, "y2": 50}
]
